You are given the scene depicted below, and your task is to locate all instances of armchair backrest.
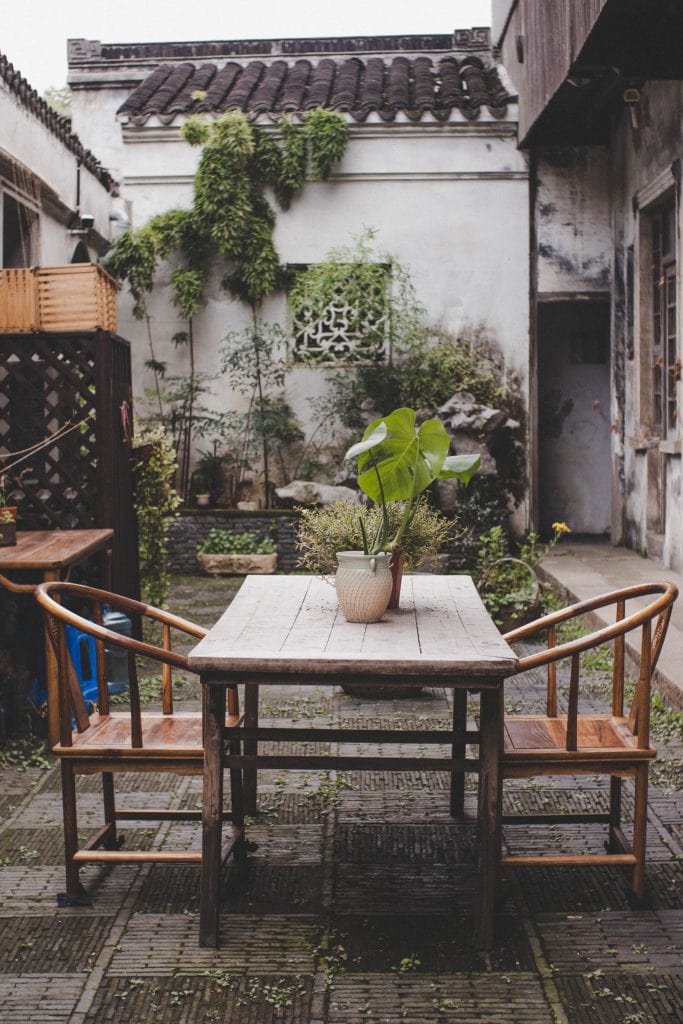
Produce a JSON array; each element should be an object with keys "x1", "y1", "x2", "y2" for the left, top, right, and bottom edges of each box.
[
  {"x1": 503, "y1": 583, "x2": 677, "y2": 751},
  {"x1": 36, "y1": 581, "x2": 207, "y2": 748}
]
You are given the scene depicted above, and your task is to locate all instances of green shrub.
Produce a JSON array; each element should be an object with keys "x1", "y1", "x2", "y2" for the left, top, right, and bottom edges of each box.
[
  {"x1": 198, "y1": 528, "x2": 276, "y2": 556},
  {"x1": 296, "y1": 499, "x2": 455, "y2": 573}
]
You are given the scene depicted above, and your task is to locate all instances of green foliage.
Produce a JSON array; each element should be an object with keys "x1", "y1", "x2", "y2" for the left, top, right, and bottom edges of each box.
[
  {"x1": 133, "y1": 428, "x2": 182, "y2": 607},
  {"x1": 276, "y1": 116, "x2": 308, "y2": 207},
  {"x1": 107, "y1": 108, "x2": 350, "y2": 315},
  {"x1": 476, "y1": 523, "x2": 571, "y2": 627},
  {"x1": 104, "y1": 228, "x2": 158, "y2": 319},
  {"x1": 296, "y1": 498, "x2": 455, "y2": 573},
  {"x1": 198, "y1": 528, "x2": 275, "y2": 555},
  {"x1": 306, "y1": 108, "x2": 349, "y2": 180},
  {"x1": 345, "y1": 407, "x2": 479, "y2": 555},
  {"x1": 43, "y1": 85, "x2": 72, "y2": 116},
  {"x1": 221, "y1": 321, "x2": 290, "y2": 505}
]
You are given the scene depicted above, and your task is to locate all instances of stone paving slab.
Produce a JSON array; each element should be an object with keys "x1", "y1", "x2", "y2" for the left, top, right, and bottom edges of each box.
[
  {"x1": 0, "y1": 974, "x2": 85, "y2": 1024},
  {"x1": 0, "y1": 915, "x2": 113, "y2": 973},
  {"x1": 555, "y1": 973, "x2": 683, "y2": 1024},
  {"x1": 82, "y1": 974, "x2": 313, "y2": 1024},
  {"x1": 108, "y1": 915, "x2": 317, "y2": 976},
  {"x1": 326, "y1": 974, "x2": 555, "y2": 1023},
  {"x1": 536, "y1": 910, "x2": 683, "y2": 974}
]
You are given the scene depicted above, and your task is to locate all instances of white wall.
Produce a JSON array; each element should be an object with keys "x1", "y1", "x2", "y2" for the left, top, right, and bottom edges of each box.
[
  {"x1": 116, "y1": 116, "x2": 529, "y2": 439},
  {"x1": 0, "y1": 80, "x2": 113, "y2": 263}
]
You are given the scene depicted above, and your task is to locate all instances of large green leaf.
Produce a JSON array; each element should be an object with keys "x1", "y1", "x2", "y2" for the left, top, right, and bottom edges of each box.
[
  {"x1": 344, "y1": 421, "x2": 387, "y2": 461},
  {"x1": 438, "y1": 453, "x2": 481, "y2": 486},
  {"x1": 353, "y1": 408, "x2": 453, "y2": 504}
]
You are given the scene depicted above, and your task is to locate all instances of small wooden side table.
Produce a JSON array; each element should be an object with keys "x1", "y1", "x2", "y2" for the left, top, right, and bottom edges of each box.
[{"x1": 0, "y1": 529, "x2": 114, "y2": 747}]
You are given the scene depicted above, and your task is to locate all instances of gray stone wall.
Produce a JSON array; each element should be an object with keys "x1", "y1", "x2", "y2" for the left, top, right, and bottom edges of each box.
[{"x1": 166, "y1": 510, "x2": 303, "y2": 573}]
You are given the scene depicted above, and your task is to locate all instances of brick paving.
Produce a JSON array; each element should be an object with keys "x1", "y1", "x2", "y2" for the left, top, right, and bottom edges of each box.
[{"x1": 0, "y1": 573, "x2": 681, "y2": 1023}]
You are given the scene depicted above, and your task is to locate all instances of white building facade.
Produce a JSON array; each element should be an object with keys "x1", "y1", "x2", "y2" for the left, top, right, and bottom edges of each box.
[{"x1": 68, "y1": 31, "x2": 530, "y2": 517}]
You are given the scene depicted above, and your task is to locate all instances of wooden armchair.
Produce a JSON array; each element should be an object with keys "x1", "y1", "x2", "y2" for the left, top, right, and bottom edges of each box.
[
  {"x1": 501, "y1": 582, "x2": 677, "y2": 896},
  {"x1": 35, "y1": 581, "x2": 245, "y2": 906}
]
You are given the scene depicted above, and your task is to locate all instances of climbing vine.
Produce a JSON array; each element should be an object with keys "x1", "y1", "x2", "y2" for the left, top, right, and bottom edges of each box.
[
  {"x1": 106, "y1": 108, "x2": 349, "y2": 315},
  {"x1": 105, "y1": 108, "x2": 349, "y2": 500}
]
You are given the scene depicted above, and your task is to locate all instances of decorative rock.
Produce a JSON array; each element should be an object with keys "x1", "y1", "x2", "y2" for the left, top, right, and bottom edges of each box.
[
  {"x1": 275, "y1": 480, "x2": 360, "y2": 507},
  {"x1": 197, "y1": 552, "x2": 277, "y2": 575},
  {"x1": 438, "y1": 391, "x2": 520, "y2": 437}
]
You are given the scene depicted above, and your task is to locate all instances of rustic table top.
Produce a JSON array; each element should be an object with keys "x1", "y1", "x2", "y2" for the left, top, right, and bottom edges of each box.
[
  {"x1": 189, "y1": 574, "x2": 517, "y2": 681},
  {"x1": 0, "y1": 529, "x2": 113, "y2": 570}
]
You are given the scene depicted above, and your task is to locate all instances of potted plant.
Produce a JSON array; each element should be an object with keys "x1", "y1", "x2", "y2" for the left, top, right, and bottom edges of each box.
[
  {"x1": 338, "y1": 407, "x2": 480, "y2": 622},
  {"x1": 297, "y1": 498, "x2": 455, "y2": 602},
  {"x1": 197, "y1": 528, "x2": 277, "y2": 575}
]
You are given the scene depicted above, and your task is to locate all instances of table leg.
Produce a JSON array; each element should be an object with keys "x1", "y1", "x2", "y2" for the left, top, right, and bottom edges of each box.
[
  {"x1": 450, "y1": 688, "x2": 467, "y2": 817},
  {"x1": 200, "y1": 681, "x2": 225, "y2": 947},
  {"x1": 476, "y1": 685, "x2": 504, "y2": 950},
  {"x1": 243, "y1": 683, "x2": 259, "y2": 817},
  {"x1": 43, "y1": 570, "x2": 60, "y2": 750}
]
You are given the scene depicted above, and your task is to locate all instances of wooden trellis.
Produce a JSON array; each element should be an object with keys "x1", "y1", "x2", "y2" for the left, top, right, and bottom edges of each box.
[{"x1": 0, "y1": 331, "x2": 139, "y2": 598}]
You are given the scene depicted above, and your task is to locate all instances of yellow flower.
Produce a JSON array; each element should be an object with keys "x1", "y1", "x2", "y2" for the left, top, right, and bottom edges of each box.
[{"x1": 551, "y1": 521, "x2": 571, "y2": 535}]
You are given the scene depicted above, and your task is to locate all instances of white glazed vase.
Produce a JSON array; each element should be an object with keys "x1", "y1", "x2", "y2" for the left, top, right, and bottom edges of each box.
[{"x1": 335, "y1": 551, "x2": 393, "y2": 623}]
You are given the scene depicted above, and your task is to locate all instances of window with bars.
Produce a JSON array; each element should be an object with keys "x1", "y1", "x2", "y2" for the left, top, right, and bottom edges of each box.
[
  {"x1": 651, "y1": 201, "x2": 678, "y2": 437},
  {"x1": 290, "y1": 264, "x2": 389, "y2": 365}
]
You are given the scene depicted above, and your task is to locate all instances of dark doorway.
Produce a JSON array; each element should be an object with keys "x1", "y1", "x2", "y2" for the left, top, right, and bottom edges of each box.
[{"x1": 537, "y1": 300, "x2": 611, "y2": 536}]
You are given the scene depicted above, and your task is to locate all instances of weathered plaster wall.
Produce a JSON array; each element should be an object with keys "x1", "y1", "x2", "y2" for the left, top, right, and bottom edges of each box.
[
  {"x1": 611, "y1": 81, "x2": 683, "y2": 570},
  {"x1": 535, "y1": 146, "x2": 611, "y2": 295}
]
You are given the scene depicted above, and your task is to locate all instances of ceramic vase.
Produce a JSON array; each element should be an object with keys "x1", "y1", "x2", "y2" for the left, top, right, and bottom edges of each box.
[{"x1": 335, "y1": 551, "x2": 393, "y2": 623}]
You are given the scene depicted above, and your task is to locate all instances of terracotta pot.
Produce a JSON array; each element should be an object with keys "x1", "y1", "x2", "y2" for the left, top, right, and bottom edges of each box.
[
  {"x1": 0, "y1": 520, "x2": 16, "y2": 546},
  {"x1": 388, "y1": 552, "x2": 405, "y2": 609},
  {"x1": 335, "y1": 551, "x2": 393, "y2": 623}
]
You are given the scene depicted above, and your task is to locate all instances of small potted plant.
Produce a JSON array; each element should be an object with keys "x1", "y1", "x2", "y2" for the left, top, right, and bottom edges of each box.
[
  {"x1": 0, "y1": 506, "x2": 16, "y2": 546},
  {"x1": 197, "y1": 528, "x2": 277, "y2": 575},
  {"x1": 338, "y1": 407, "x2": 480, "y2": 622}
]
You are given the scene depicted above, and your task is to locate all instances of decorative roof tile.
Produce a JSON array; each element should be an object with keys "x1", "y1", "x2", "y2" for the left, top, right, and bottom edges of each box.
[
  {"x1": 0, "y1": 52, "x2": 116, "y2": 192},
  {"x1": 118, "y1": 54, "x2": 513, "y2": 124}
]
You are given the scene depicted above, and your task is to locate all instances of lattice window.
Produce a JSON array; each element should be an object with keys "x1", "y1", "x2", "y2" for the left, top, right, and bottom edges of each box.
[{"x1": 290, "y1": 265, "x2": 388, "y2": 365}]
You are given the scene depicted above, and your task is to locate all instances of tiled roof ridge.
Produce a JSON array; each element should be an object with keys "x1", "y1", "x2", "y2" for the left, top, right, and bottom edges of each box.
[
  {"x1": 0, "y1": 51, "x2": 117, "y2": 193},
  {"x1": 70, "y1": 29, "x2": 492, "y2": 64},
  {"x1": 118, "y1": 53, "x2": 514, "y2": 125}
]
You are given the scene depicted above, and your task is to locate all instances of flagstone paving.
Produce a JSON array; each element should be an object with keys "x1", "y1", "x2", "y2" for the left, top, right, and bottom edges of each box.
[{"x1": 0, "y1": 574, "x2": 681, "y2": 1023}]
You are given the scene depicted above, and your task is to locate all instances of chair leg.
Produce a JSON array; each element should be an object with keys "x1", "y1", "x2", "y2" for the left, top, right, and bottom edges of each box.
[
  {"x1": 607, "y1": 775, "x2": 622, "y2": 852},
  {"x1": 631, "y1": 764, "x2": 649, "y2": 900},
  {"x1": 450, "y1": 689, "x2": 467, "y2": 817},
  {"x1": 101, "y1": 772, "x2": 119, "y2": 850},
  {"x1": 58, "y1": 761, "x2": 90, "y2": 906}
]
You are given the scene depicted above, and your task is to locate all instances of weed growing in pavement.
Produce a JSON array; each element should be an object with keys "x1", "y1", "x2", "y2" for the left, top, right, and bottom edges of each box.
[{"x1": 0, "y1": 732, "x2": 51, "y2": 770}]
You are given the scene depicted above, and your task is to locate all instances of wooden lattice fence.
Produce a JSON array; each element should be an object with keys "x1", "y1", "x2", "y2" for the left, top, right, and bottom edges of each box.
[{"x1": 0, "y1": 330, "x2": 139, "y2": 598}]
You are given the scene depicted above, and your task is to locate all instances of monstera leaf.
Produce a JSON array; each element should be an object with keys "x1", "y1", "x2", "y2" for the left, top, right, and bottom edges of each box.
[{"x1": 344, "y1": 407, "x2": 480, "y2": 554}]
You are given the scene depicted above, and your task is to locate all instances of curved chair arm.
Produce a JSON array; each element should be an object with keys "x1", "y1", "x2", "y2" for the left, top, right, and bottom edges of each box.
[
  {"x1": 503, "y1": 582, "x2": 677, "y2": 672},
  {"x1": 35, "y1": 580, "x2": 206, "y2": 672}
]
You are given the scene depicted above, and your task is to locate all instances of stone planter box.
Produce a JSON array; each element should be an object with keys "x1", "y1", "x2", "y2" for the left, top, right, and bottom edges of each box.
[{"x1": 197, "y1": 552, "x2": 277, "y2": 575}]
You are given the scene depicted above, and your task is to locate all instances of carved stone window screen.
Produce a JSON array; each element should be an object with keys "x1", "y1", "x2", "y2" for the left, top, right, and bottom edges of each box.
[{"x1": 291, "y1": 268, "x2": 389, "y2": 366}]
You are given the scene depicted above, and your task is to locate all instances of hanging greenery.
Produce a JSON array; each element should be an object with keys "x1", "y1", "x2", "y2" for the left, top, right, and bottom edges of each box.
[{"x1": 105, "y1": 108, "x2": 349, "y2": 315}]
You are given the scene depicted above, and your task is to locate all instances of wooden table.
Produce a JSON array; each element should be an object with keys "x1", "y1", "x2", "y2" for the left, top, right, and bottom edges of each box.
[
  {"x1": 189, "y1": 574, "x2": 517, "y2": 950},
  {"x1": 0, "y1": 529, "x2": 114, "y2": 747}
]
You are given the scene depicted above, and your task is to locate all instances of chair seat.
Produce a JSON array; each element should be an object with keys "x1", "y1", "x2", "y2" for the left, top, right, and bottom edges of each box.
[
  {"x1": 504, "y1": 715, "x2": 656, "y2": 760},
  {"x1": 55, "y1": 711, "x2": 242, "y2": 759}
]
